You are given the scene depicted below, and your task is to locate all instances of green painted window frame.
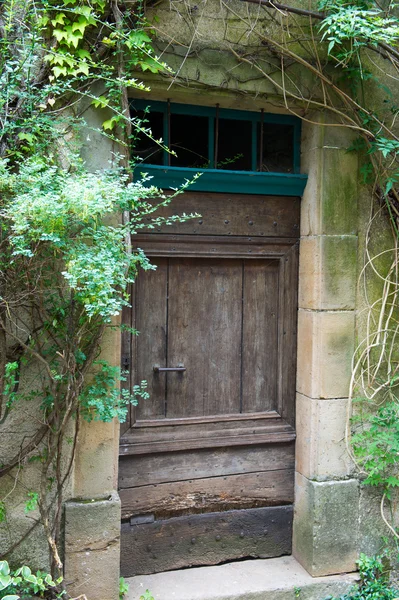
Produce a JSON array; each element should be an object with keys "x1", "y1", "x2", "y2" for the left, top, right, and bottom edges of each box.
[{"x1": 130, "y1": 99, "x2": 308, "y2": 197}]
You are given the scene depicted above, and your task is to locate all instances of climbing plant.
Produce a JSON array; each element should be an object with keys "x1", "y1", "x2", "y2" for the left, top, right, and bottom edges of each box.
[{"x1": 0, "y1": 0, "x2": 197, "y2": 581}]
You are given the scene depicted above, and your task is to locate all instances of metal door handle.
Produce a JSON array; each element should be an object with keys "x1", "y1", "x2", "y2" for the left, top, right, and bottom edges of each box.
[{"x1": 153, "y1": 366, "x2": 186, "y2": 373}]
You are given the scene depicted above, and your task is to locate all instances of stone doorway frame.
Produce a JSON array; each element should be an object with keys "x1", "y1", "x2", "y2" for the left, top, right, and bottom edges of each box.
[{"x1": 63, "y1": 106, "x2": 360, "y2": 599}]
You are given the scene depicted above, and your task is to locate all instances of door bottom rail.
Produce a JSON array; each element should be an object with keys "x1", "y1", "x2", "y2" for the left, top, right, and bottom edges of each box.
[{"x1": 120, "y1": 505, "x2": 293, "y2": 576}]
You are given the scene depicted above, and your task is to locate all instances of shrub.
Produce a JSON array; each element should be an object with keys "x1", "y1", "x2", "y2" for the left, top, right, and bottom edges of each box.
[{"x1": 325, "y1": 554, "x2": 399, "y2": 600}]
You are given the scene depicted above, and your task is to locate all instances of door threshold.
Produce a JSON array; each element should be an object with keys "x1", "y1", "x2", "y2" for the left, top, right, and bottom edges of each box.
[{"x1": 124, "y1": 555, "x2": 357, "y2": 600}]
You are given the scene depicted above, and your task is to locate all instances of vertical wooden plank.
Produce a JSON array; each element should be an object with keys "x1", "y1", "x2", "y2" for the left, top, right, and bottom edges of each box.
[
  {"x1": 134, "y1": 258, "x2": 168, "y2": 421},
  {"x1": 242, "y1": 260, "x2": 279, "y2": 414},
  {"x1": 167, "y1": 258, "x2": 242, "y2": 417},
  {"x1": 280, "y1": 243, "x2": 299, "y2": 427}
]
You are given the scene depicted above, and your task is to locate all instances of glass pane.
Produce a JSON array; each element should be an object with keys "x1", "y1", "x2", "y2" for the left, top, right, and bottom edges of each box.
[
  {"x1": 257, "y1": 123, "x2": 294, "y2": 173},
  {"x1": 170, "y1": 114, "x2": 209, "y2": 168},
  {"x1": 132, "y1": 110, "x2": 164, "y2": 165},
  {"x1": 216, "y1": 119, "x2": 252, "y2": 171}
]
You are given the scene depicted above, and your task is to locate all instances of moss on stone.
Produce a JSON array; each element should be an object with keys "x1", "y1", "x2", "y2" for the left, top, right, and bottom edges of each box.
[
  {"x1": 322, "y1": 235, "x2": 357, "y2": 309},
  {"x1": 322, "y1": 149, "x2": 358, "y2": 235}
]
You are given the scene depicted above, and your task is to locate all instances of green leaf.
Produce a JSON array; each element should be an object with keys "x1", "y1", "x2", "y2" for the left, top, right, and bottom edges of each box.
[
  {"x1": 91, "y1": 95, "x2": 110, "y2": 109},
  {"x1": 37, "y1": 14, "x2": 50, "y2": 26},
  {"x1": 72, "y1": 16, "x2": 93, "y2": 35},
  {"x1": 76, "y1": 48, "x2": 92, "y2": 60},
  {"x1": 53, "y1": 66, "x2": 68, "y2": 78},
  {"x1": 75, "y1": 62, "x2": 89, "y2": 76},
  {"x1": 74, "y1": 5, "x2": 94, "y2": 18},
  {"x1": 53, "y1": 26, "x2": 83, "y2": 48},
  {"x1": 127, "y1": 30, "x2": 152, "y2": 47},
  {"x1": 21, "y1": 566, "x2": 31, "y2": 578},
  {"x1": 139, "y1": 58, "x2": 162, "y2": 73},
  {"x1": 0, "y1": 574, "x2": 12, "y2": 589},
  {"x1": 0, "y1": 562, "x2": 10, "y2": 576},
  {"x1": 17, "y1": 132, "x2": 35, "y2": 143},
  {"x1": 53, "y1": 28, "x2": 67, "y2": 43},
  {"x1": 386, "y1": 179, "x2": 394, "y2": 194},
  {"x1": 0, "y1": 501, "x2": 6, "y2": 523},
  {"x1": 102, "y1": 116, "x2": 120, "y2": 131},
  {"x1": 51, "y1": 13, "x2": 67, "y2": 26},
  {"x1": 24, "y1": 492, "x2": 39, "y2": 514}
]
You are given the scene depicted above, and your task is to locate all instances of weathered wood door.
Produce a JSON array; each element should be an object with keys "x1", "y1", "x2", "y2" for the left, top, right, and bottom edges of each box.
[{"x1": 119, "y1": 192, "x2": 299, "y2": 576}]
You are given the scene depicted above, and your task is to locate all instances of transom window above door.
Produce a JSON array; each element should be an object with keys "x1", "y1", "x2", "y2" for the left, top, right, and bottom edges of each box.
[{"x1": 130, "y1": 100, "x2": 308, "y2": 196}]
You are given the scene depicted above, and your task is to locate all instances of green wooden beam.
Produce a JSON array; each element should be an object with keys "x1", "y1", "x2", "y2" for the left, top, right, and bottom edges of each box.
[{"x1": 134, "y1": 164, "x2": 308, "y2": 197}]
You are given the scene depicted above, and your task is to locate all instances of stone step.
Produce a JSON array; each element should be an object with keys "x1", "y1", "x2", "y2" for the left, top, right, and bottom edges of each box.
[{"x1": 125, "y1": 556, "x2": 357, "y2": 600}]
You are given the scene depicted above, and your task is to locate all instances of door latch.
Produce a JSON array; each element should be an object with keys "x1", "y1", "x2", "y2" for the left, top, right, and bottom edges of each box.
[{"x1": 153, "y1": 366, "x2": 186, "y2": 373}]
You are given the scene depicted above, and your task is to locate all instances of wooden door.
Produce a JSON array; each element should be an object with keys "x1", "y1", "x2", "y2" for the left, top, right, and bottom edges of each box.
[{"x1": 119, "y1": 192, "x2": 299, "y2": 576}]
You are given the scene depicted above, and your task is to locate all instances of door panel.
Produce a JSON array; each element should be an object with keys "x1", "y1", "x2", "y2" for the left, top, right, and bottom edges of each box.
[
  {"x1": 134, "y1": 259, "x2": 168, "y2": 420},
  {"x1": 119, "y1": 192, "x2": 299, "y2": 575},
  {"x1": 134, "y1": 257, "x2": 283, "y2": 422},
  {"x1": 167, "y1": 258, "x2": 242, "y2": 417},
  {"x1": 242, "y1": 260, "x2": 279, "y2": 413}
]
